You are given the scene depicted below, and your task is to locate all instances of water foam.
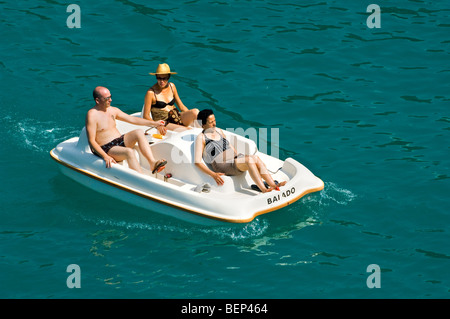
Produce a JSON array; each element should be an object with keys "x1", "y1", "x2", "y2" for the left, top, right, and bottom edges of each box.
[
  {"x1": 2, "y1": 115, "x2": 79, "y2": 154},
  {"x1": 81, "y1": 213, "x2": 270, "y2": 242},
  {"x1": 302, "y1": 181, "x2": 357, "y2": 207}
]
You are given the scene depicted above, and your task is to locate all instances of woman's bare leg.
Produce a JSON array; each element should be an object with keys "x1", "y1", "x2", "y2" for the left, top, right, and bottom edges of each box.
[
  {"x1": 236, "y1": 155, "x2": 274, "y2": 192},
  {"x1": 180, "y1": 108, "x2": 199, "y2": 127}
]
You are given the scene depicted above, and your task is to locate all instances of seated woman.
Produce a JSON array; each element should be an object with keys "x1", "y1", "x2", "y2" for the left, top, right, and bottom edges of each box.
[
  {"x1": 143, "y1": 63, "x2": 199, "y2": 130},
  {"x1": 194, "y1": 109, "x2": 286, "y2": 193}
]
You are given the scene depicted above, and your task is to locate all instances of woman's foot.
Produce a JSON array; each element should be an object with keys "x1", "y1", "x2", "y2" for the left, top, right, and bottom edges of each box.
[
  {"x1": 251, "y1": 184, "x2": 273, "y2": 193},
  {"x1": 264, "y1": 180, "x2": 287, "y2": 190}
]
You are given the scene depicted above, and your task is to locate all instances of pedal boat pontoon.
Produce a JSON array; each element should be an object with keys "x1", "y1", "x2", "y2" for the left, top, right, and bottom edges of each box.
[{"x1": 50, "y1": 112, "x2": 324, "y2": 225}]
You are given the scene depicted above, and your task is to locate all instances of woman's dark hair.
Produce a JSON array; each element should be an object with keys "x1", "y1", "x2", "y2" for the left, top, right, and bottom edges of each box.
[{"x1": 197, "y1": 109, "x2": 214, "y2": 126}]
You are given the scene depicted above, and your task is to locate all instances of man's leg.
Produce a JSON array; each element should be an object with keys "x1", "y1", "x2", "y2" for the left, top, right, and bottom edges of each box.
[
  {"x1": 108, "y1": 146, "x2": 142, "y2": 173},
  {"x1": 123, "y1": 129, "x2": 165, "y2": 172}
]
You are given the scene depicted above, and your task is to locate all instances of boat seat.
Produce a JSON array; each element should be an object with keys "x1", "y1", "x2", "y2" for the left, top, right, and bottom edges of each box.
[
  {"x1": 77, "y1": 127, "x2": 141, "y2": 167},
  {"x1": 140, "y1": 104, "x2": 152, "y2": 119},
  {"x1": 118, "y1": 147, "x2": 141, "y2": 168}
]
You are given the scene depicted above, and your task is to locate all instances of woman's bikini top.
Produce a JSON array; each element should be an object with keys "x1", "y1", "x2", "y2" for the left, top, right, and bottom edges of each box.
[{"x1": 152, "y1": 83, "x2": 175, "y2": 109}]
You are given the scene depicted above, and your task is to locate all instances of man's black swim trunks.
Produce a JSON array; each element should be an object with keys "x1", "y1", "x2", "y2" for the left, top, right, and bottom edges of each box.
[{"x1": 100, "y1": 135, "x2": 125, "y2": 154}]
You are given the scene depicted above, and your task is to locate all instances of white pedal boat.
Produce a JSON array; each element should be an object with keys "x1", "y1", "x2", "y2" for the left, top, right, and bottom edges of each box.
[{"x1": 50, "y1": 112, "x2": 324, "y2": 225}]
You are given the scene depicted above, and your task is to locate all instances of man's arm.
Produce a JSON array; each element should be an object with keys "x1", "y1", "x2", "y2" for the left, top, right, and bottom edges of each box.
[{"x1": 115, "y1": 107, "x2": 167, "y2": 135}]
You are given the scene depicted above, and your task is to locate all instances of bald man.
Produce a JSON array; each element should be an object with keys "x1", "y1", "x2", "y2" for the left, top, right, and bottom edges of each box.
[{"x1": 86, "y1": 86, "x2": 167, "y2": 174}]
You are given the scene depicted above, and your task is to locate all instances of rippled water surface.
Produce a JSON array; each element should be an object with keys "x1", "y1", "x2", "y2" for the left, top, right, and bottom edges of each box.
[{"x1": 1, "y1": 0, "x2": 449, "y2": 298}]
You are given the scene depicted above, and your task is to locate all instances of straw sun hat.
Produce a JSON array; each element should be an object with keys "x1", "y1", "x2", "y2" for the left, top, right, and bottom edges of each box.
[{"x1": 149, "y1": 63, "x2": 177, "y2": 75}]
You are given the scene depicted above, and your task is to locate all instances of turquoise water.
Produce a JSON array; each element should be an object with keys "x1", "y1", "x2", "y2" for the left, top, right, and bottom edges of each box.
[{"x1": 1, "y1": 0, "x2": 449, "y2": 299}]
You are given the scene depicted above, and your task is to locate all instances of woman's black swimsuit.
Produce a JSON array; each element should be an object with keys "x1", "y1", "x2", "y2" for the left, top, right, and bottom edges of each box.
[{"x1": 100, "y1": 135, "x2": 125, "y2": 154}]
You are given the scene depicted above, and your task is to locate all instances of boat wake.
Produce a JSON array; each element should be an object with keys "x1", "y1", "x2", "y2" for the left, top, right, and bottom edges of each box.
[
  {"x1": 84, "y1": 214, "x2": 270, "y2": 241},
  {"x1": 2, "y1": 115, "x2": 79, "y2": 154},
  {"x1": 228, "y1": 182, "x2": 358, "y2": 254},
  {"x1": 301, "y1": 181, "x2": 357, "y2": 207}
]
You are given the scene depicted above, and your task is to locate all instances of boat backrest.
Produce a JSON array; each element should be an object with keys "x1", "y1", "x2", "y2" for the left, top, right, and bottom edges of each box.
[
  {"x1": 148, "y1": 130, "x2": 206, "y2": 185},
  {"x1": 140, "y1": 104, "x2": 152, "y2": 119},
  {"x1": 76, "y1": 127, "x2": 92, "y2": 153},
  {"x1": 221, "y1": 130, "x2": 258, "y2": 156},
  {"x1": 76, "y1": 126, "x2": 140, "y2": 168}
]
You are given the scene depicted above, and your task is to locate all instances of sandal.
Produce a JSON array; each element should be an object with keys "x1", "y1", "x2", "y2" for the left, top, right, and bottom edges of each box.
[{"x1": 152, "y1": 160, "x2": 167, "y2": 174}]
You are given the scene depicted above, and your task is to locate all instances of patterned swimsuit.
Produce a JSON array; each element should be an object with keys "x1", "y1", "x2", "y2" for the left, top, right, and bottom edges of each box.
[
  {"x1": 100, "y1": 135, "x2": 125, "y2": 154},
  {"x1": 203, "y1": 129, "x2": 244, "y2": 176}
]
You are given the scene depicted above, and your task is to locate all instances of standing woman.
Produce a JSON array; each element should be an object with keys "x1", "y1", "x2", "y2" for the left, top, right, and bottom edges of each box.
[{"x1": 143, "y1": 63, "x2": 199, "y2": 130}]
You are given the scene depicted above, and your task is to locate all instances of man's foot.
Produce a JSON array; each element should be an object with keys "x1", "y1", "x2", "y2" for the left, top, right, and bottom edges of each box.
[{"x1": 152, "y1": 159, "x2": 167, "y2": 174}]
